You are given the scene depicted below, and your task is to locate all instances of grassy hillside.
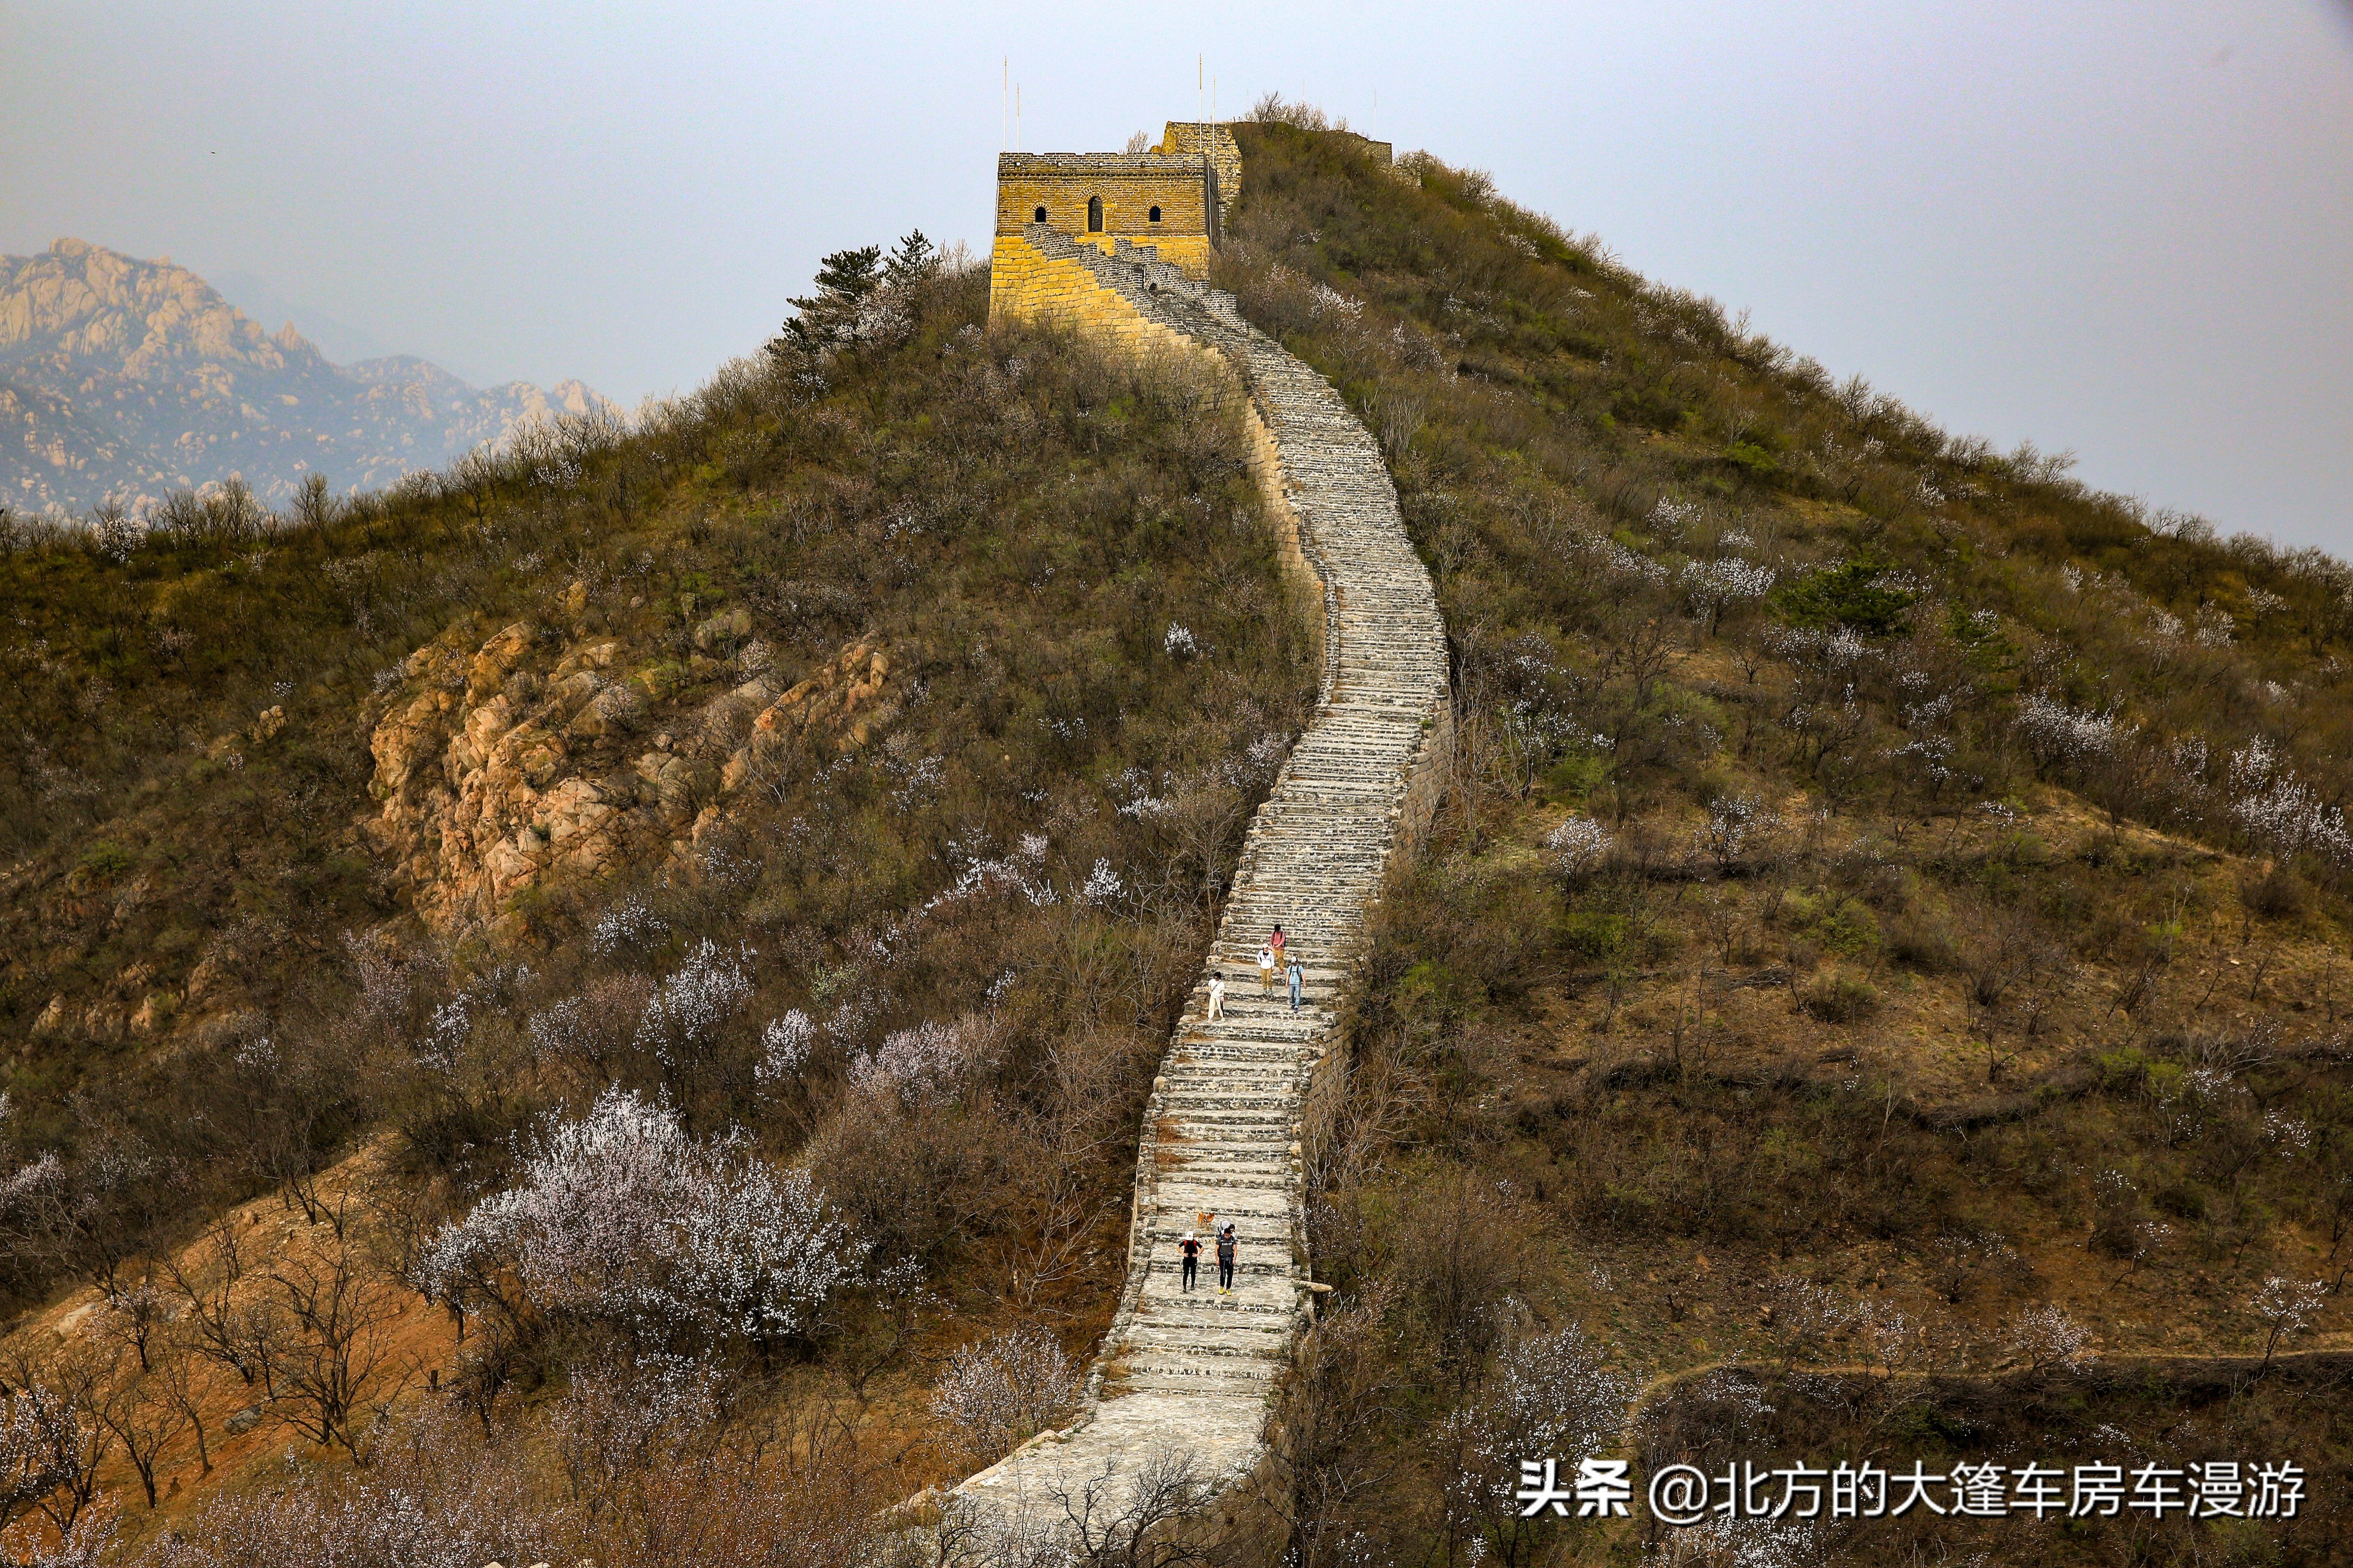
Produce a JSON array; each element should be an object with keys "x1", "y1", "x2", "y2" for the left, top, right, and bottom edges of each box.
[
  {"x1": 0, "y1": 258, "x2": 1316, "y2": 1561},
  {"x1": 6, "y1": 115, "x2": 2351, "y2": 1568},
  {"x1": 1215, "y1": 115, "x2": 2353, "y2": 1565}
]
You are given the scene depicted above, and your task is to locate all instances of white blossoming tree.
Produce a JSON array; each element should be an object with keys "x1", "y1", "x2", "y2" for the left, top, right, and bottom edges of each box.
[
  {"x1": 928, "y1": 1323, "x2": 1079, "y2": 1463},
  {"x1": 1440, "y1": 1321, "x2": 1631, "y2": 1564},
  {"x1": 2000, "y1": 1302, "x2": 2095, "y2": 1375},
  {"x1": 1547, "y1": 816, "x2": 1614, "y2": 880},
  {"x1": 417, "y1": 1086, "x2": 862, "y2": 1354},
  {"x1": 2251, "y1": 1276, "x2": 2326, "y2": 1372}
]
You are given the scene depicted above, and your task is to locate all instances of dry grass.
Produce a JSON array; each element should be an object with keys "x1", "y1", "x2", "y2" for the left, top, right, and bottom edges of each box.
[{"x1": 1218, "y1": 120, "x2": 2353, "y2": 1565}]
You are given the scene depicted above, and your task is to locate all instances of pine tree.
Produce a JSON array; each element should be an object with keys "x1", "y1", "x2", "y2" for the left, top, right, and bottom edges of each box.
[
  {"x1": 771, "y1": 233, "x2": 936, "y2": 358},
  {"x1": 884, "y1": 230, "x2": 938, "y2": 289},
  {"x1": 776, "y1": 244, "x2": 883, "y2": 352},
  {"x1": 795, "y1": 245, "x2": 883, "y2": 311}
]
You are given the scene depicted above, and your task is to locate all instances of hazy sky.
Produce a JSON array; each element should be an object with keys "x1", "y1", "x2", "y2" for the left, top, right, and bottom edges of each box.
[{"x1": 5, "y1": 2, "x2": 2349, "y2": 551}]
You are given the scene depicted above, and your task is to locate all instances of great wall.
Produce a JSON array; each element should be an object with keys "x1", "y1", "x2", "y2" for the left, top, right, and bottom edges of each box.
[{"x1": 944, "y1": 123, "x2": 1452, "y2": 1554}]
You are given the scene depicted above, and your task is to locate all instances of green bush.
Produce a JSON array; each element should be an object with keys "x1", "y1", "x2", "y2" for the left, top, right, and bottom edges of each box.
[
  {"x1": 1770, "y1": 558, "x2": 1919, "y2": 635},
  {"x1": 1800, "y1": 967, "x2": 1879, "y2": 1022}
]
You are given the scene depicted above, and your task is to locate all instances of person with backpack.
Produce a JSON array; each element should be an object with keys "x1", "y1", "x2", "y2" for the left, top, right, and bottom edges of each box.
[
  {"x1": 1215, "y1": 1223, "x2": 1237, "y2": 1294},
  {"x1": 1287, "y1": 953, "x2": 1305, "y2": 1013},
  {"x1": 1178, "y1": 1231, "x2": 1202, "y2": 1292},
  {"x1": 1257, "y1": 945, "x2": 1276, "y2": 996}
]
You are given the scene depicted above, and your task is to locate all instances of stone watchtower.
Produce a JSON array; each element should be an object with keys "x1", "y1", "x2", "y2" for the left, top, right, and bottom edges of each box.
[{"x1": 989, "y1": 122, "x2": 1244, "y2": 326}]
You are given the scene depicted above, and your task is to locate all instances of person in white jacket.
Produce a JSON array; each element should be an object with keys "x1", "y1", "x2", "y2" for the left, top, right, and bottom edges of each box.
[{"x1": 1206, "y1": 971, "x2": 1227, "y2": 1021}]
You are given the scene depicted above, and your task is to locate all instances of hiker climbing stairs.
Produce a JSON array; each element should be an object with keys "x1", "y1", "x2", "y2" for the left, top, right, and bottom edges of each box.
[{"x1": 952, "y1": 227, "x2": 1452, "y2": 1548}]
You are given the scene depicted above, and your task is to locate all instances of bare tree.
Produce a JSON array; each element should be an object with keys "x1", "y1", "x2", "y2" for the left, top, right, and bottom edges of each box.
[
  {"x1": 92, "y1": 1353, "x2": 189, "y2": 1509},
  {"x1": 1958, "y1": 899, "x2": 2063, "y2": 1081},
  {"x1": 448, "y1": 1325, "x2": 520, "y2": 1439},
  {"x1": 1250, "y1": 1283, "x2": 1402, "y2": 1568},
  {"x1": 261, "y1": 1233, "x2": 412, "y2": 1461},
  {"x1": 1758, "y1": 1275, "x2": 1852, "y2": 1373},
  {"x1": 1925, "y1": 1229, "x2": 2019, "y2": 1305},
  {"x1": 1050, "y1": 1447, "x2": 1228, "y2": 1568},
  {"x1": 154, "y1": 1329, "x2": 215, "y2": 1477},
  {"x1": 1398, "y1": 1173, "x2": 1523, "y2": 1389},
  {"x1": 161, "y1": 1214, "x2": 271, "y2": 1387},
  {"x1": 99, "y1": 1262, "x2": 170, "y2": 1374}
]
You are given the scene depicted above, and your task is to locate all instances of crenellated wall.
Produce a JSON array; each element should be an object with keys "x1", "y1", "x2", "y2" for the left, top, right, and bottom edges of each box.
[{"x1": 996, "y1": 152, "x2": 1217, "y2": 278}]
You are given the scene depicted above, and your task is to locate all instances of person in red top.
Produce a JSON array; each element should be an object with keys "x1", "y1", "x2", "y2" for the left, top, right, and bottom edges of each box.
[
  {"x1": 1269, "y1": 924, "x2": 1286, "y2": 960},
  {"x1": 1177, "y1": 1232, "x2": 1202, "y2": 1293}
]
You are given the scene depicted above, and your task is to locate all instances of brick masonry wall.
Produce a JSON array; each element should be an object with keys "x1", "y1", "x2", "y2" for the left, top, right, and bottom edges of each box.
[
  {"x1": 996, "y1": 152, "x2": 1218, "y2": 275},
  {"x1": 1158, "y1": 123, "x2": 1244, "y2": 222},
  {"x1": 952, "y1": 225, "x2": 1452, "y2": 1560},
  {"x1": 986, "y1": 232, "x2": 1218, "y2": 346}
]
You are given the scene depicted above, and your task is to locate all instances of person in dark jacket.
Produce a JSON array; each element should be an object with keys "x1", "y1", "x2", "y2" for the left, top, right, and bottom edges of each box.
[
  {"x1": 1216, "y1": 1223, "x2": 1237, "y2": 1293},
  {"x1": 1178, "y1": 1231, "x2": 1202, "y2": 1292}
]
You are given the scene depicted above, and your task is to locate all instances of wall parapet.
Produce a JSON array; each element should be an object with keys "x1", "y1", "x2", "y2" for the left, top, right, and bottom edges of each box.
[{"x1": 957, "y1": 222, "x2": 1451, "y2": 1559}]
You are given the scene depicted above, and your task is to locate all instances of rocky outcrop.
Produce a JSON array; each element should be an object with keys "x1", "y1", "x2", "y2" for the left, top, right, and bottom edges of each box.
[
  {"x1": 364, "y1": 606, "x2": 890, "y2": 935},
  {"x1": 952, "y1": 228, "x2": 1451, "y2": 1552}
]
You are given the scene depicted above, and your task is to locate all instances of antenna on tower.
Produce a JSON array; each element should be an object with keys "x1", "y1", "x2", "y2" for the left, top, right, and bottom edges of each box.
[{"x1": 1002, "y1": 56, "x2": 1009, "y2": 150}]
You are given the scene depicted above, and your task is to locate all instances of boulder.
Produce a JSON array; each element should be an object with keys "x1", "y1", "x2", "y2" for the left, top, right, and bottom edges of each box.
[{"x1": 691, "y1": 606, "x2": 752, "y2": 653}]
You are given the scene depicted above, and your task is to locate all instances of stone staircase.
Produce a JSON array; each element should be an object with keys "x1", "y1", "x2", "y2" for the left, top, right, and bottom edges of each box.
[{"x1": 950, "y1": 228, "x2": 1450, "y2": 1553}]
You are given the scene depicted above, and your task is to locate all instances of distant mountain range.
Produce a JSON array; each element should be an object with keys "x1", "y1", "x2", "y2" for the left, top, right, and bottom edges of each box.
[{"x1": 0, "y1": 238, "x2": 609, "y2": 519}]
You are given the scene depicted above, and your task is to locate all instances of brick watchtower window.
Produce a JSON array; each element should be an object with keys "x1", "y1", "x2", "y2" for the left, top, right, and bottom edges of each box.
[
  {"x1": 1033, "y1": 206, "x2": 1047, "y2": 223},
  {"x1": 1087, "y1": 196, "x2": 1103, "y2": 232},
  {"x1": 1149, "y1": 206, "x2": 1162, "y2": 223}
]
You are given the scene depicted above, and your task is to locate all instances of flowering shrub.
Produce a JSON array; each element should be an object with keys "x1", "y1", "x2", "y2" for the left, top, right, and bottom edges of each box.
[
  {"x1": 755, "y1": 1010, "x2": 815, "y2": 1088},
  {"x1": 847, "y1": 1016, "x2": 994, "y2": 1108},
  {"x1": 2251, "y1": 1277, "x2": 2327, "y2": 1370},
  {"x1": 1695, "y1": 793, "x2": 1780, "y2": 869},
  {"x1": 2226, "y1": 739, "x2": 2353, "y2": 866},
  {"x1": 928, "y1": 1324, "x2": 1079, "y2": 1461},
  {"x1": 633, "y1": 940, "x2": 757, "y2": 1067},
  {"x1": 417, "y1": 1086, "x2": 861, "y2": 1347},
  {"x1": 1546, "y1": 816, "x2": 1613, "y2": 879},
  {"x1": 1079, "y1": 857, "x2": 1125, "y2": 905},
  {"x1": 1442, "y1": 1321, "x2": 1631, "y2": 1533},
  {"x1": 589, "y1": 892, "x2": 665, "y2": 957},
  {"x1": 1679, "y1": 556, "x2": 1777, "y2": 633},
  {"x1": 2000, "y1": 1303, "x2": 2095, "y2": 1374},
  {"x1": 2014, "y1": 692, "x2": 2125, "y2": 767}
]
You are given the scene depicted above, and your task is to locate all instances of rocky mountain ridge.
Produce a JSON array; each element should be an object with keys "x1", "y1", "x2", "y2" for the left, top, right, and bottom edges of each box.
[{"x1": 0, "y1": 237, "x2": 608, "y2": 517}]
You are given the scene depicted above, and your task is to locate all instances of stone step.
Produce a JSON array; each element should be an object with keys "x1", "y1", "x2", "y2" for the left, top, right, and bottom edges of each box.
[
  {"x1": 951, "y1": 220, "x2": 1451, "y2": 1544},
  {"x1": 1129, "y1": 1299, "x2": 1297, "y2": 1321},
  {"x1": 1116, "y1": 1325, "x2": 1293, "y2": 1353},
  {"x1": 1112, "y1": 1358, "x2": 1282, "y2": 1384}
]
